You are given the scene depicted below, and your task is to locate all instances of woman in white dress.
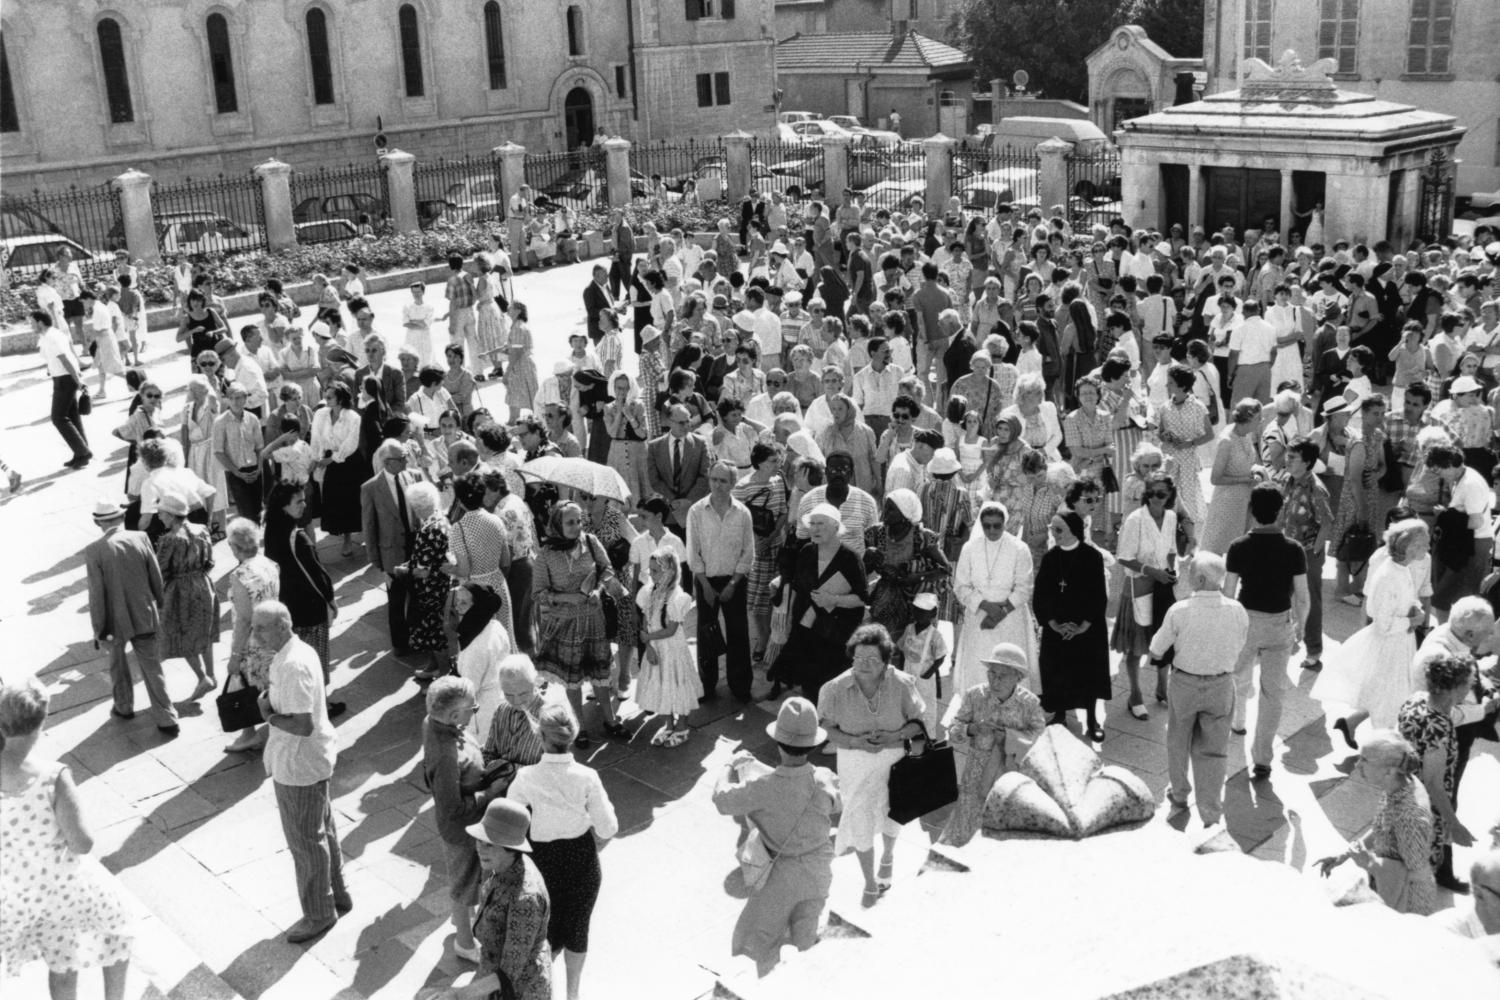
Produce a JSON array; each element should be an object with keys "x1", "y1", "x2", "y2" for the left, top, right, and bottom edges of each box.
[
  {"x1": 179, "y1": 375, "x2": 228, "y2": 535},
  {"x1": 952, "y1": 501, "x2": 1037, "y2": 695},
  {"x1": 1313, "y1": 520, "x2": 1429, "y2": 745},
  {"x1": 635, "y1": 546, "x2": 702, "y2": 747}
]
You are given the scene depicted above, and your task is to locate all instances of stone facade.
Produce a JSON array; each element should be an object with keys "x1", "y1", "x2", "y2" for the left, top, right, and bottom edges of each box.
[
  {"x1": 1201, "y1": 0, "x2": 1499, "y2": 194},
  {"x1": 773, "y1": 0, "x2": 958, "y2": 46},
  {"x1": 1085, "y1": 26, "x2": 1204, "y2": 136},
  {"x1": 0, "y1": 0, "x2": 774, "y2": 192}
]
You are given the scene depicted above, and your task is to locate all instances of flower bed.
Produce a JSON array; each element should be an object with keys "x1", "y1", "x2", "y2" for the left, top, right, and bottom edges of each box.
[{"x1": 1, "y1": 198, "x2": 813, "y2": 327}]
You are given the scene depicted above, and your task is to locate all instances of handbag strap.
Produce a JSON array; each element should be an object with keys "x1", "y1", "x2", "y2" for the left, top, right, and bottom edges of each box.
[{"x1": 746, "y1": 775, "x2": 820, "y2": 862}]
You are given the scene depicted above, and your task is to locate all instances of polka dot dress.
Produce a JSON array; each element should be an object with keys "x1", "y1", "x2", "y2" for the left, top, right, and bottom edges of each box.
[{"x1": 1, "y1": 763, "x2": 133, "y2": 976}]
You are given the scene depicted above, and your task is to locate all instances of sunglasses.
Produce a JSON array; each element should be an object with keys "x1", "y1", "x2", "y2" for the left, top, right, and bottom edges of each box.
[
  {"x1": 1146, "y1": 490, "x2": 1172, "y2": 499},
  {"x1": 143, "y1": 392, "x2": 162, "y2": 400},
  {"x1": 767, "y1": 379, "x2": 786, "y2": 387}
]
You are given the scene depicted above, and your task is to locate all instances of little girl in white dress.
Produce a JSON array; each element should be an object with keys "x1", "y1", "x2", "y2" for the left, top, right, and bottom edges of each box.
[
  {"x1": 635, "y1": 547, "x2": 702, "y2": 747},
  {"x1": 957, "y1": 410, "x2": 989, "y2": 503}
]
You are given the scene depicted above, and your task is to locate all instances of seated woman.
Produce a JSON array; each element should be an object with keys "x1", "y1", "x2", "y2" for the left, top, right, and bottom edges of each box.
[{"x1": 1316, "y1": 730, "x2": 1437, "y2": 915}]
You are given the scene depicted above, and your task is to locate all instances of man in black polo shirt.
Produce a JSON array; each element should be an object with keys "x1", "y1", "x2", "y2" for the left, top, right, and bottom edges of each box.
[{"x1": 1223, "y1": 484, "x2": 1309, "y2": 779}]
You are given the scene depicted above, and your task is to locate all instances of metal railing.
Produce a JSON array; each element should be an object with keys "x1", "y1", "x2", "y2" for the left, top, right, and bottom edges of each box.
[
  {"x1": 288, "y1": 162, "x2": 390, "y2": 241},
  {"x1": 629, "y1": 137, "x2": 720, "y2": 192},
  {"x1": 150, "y1": 173, "x2": 269, "y2": 258},
  {"x1": 413, "y1": 153, "x2": 505, "y2": 228},
  {"x1": 1065, "y1": 149, "x2": 1123, "y2": 228},
  {"x1": 524, "y1": 149, "x2": 606, "y2": 214},
  {"x1": 950, "y1": 142, "x2": 1041, "y2": 216},
  {"x1": 0, "y1": 184, "x2": 124, "y2": 272}
]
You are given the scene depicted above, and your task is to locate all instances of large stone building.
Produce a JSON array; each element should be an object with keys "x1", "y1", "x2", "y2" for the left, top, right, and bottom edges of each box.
[
  {"x1": 774, "y1": 0, "x2": 958, "y2": 46},
  {"x1": 0, "y1": 0, "x2": 776, "y2": 191},
  {"x1": 1201, "y1": 0, "x2": 1498, "y2": 195}
]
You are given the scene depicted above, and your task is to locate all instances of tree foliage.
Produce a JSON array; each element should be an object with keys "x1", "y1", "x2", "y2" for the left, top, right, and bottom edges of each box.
[{"x1": 950, "y1": 0, "x2": 1204, "y2": 104}]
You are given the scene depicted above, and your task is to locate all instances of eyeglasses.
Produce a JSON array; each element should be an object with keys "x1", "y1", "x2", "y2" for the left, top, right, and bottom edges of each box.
[
  {"x1": 1146, "y1": 490, "x2": 1172, "y2": 499},
  {"x1": 767, "y1": 380, "x2": 786, "y2": 388},
  {"x1": 144, "y1": 392, "x2": 162, "y2": 400}
]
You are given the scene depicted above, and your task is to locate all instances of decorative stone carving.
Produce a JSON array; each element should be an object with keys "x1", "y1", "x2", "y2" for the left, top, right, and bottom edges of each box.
[{"x1": 1240, "y1": 50, "x2": 1341, "y2": 105}]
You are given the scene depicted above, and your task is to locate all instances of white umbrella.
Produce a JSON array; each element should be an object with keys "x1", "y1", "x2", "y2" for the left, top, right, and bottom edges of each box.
[{"x1": 519, "y1": 455, "x2": 631, "y2": 504}]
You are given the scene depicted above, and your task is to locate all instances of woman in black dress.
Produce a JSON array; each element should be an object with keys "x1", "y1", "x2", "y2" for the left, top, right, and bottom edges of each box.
[
  {"x1": 815, "y1": 265, "x2": 848, "y2": 322},
  {"x1": 176, "y1": 291, "x2": 226, "y2": 370},
  {"x1": 629, "y1": 257, "x2": 654, "y2": 353},
  {"x1": 771, "y1": 502, "x2": 869, "y2": 702},
  {"x1": 1032, "y1": 510, "x2": 1110, "y2": 742},
  {"x1": 264, "y1": 482, "x2": 344, "y2": 717}
]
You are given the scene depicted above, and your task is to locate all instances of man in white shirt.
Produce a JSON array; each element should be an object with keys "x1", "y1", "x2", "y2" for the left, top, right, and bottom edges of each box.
[
  {"x1": 1138, "y1": 274, "x2": 1177, "y2": 342},
  {"x1": 1435, "y1": 444, "x2": 1496, "y2": 623},
  {"x1": 852, "y1": 337, "x2": 904, "y2": 439},
  {"x1": 1228, "y1": 298, "x2": 1278, "y2": 403},
  {"x1": 34, "y1": 308, "x2": 92, "y2": 467},
  {"x1": 686, "y1": 462, "x2": 756, "y2": 701},
  {"x1": 213, "y1": 384, "x2": 264, "y2": 521},
  {"x1": 885, "y1": 428, "x2": 940, "y2": 495},
  {"x1": 254, "y1": 601, "x2": 348, "y2": 943},
  {"x1": 243, "y1": 324, "x2": 283, "y2": 400},
  {"x1": 744, "y1": 287, "x2": 782, "y2": 373}
]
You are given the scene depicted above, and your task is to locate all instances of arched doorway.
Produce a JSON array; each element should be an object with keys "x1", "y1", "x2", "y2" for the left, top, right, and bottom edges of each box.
[{"x1": 564, "y1": 87, "x2": 594, "y2": 150}]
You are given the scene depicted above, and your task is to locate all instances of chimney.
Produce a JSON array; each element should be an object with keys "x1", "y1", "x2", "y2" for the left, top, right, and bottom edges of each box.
[{"x1": 890, "y1": 0, "x2": 908, "y2": 37}]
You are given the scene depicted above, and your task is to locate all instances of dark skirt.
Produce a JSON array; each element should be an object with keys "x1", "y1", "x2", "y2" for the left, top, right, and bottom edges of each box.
[
  {"x1": 773, "y1": 624, "x2": 855, "y2": 704},
  {"x1": 1038, "y1": 623, "x2": 1111, "y2": 713},
  {"x1": 529, "y1": 831, "x2": 601, "y2": 953},
  {"x1": 319, "y1": 458, "x2": 364, "y2": 535},
  {"x1": 1109, "y1": 579, "x2": 1175, "y2": 657}
]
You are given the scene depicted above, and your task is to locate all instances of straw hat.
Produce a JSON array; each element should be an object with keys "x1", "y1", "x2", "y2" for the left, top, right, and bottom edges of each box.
[
  {"x1": 979, "y1": 642, "x2": 1030, "y2": 680},
  {"x1": 465, "y1": 798, "x2": 533, "y2": 851},
  {"x1": 91, "y1": 499, "x2": 127, "y2": 522},
  {"x1": 765, "y1": 697, "x2": 827, "y2": 748},
  {"x1": 1451, "y1": 375, "x2": 1482, "y2": 395}
]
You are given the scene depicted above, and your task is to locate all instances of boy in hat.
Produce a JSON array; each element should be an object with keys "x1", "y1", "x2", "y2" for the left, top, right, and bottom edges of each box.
[
  {"x1": 712, "y1": 697, "x2": 840, "y2": 973},
  {"x1": 892, "y1": 593, "x2": 948, "y2": 733}
]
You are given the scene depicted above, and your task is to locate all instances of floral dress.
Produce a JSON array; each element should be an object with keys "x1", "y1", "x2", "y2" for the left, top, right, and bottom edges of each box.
[
  {"x1": 503, "y1": 320, "x2": 538, "y2": 415},
  {"x1": 583, "y1": 501, "x2": 638, "y2": 655},
  {"x1": 863, "y1": 524, "x2": 949, "y2": 637},
  {"x1": 986, "y1": 447, "x2": 1028, "y2": 512},
  {"x1": 156, "y1": 523, "x2": 217, "y2": 658},
  {"x1": 0, "y1": 763, "x2": 133, "y2": 976},
  {"x1": 639, "y1": 350, "x2": 664, "y2": 439},
  {"x1": 230, "y1": 555, "x2": 280, "y2": 689},
  {"x1": 1365, "y1": 778, "x2": 1437, "y2": 915},
  {"x1": 1159, "y1": 395, "x2": 1209, "y2": 526},
  {"x1": 939, "y1": 682, "x2": 1047, "y2": 846},
  {"x1": 920, "y1": 477, "x2": 974, "y2": 619},
  {"x1": 1397, "y1": 690, "x2": 1457, "y2": 871},
  {"x1": 475, "y1": 272, "x2": 507, "y2": 363},
  {"x1": 444, "y1": 367, "x2": 478, "y2": 420},
  {"x1": 1330, "y1": 430, "x2": 1385, "y2": 558},
  {"x1": 473, "y1": 856, "x2": 552, "y2": 1000},
  {"x1": 409, "y1": 513, "x2": 454, "y2": 653},
  {"x1": 733, "y1": 475, "x2": 789, "y2": 618},
  {"x1": 1063, "y1": 406, "x2": 1111, "y2": 483}
]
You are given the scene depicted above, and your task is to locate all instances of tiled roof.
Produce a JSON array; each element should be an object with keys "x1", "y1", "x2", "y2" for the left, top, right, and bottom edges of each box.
[{"x1": 777, "y1": 31, "x2": 971, "y2": 73}]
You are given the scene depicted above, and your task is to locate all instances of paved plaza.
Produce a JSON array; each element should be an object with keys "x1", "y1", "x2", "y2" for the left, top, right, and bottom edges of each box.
[{"x1": 2, "y1": 259, "x2": 1497, "y2": 999}]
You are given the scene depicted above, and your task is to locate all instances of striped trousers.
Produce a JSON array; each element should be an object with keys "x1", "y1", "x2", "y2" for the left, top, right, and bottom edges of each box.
[{"x1": 274, "y1": 779, "x2": 347, "y2": 922}]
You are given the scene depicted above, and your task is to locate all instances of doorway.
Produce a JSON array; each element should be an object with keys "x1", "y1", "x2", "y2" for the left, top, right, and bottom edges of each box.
[
  {"x1": 1160, "y1": 164, "x2": 1189, "y2": 233},
  {"x1": 1203, "y1": 166, "x2": 1280, "y2": 238},
  {"x1": 564, "y1": 87, "x2": 594, "y2": 151}
]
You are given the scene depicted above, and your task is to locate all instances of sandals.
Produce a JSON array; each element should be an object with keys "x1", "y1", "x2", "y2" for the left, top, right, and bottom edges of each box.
[
  {"x1": 860, "y1": 886, "x2": 886, "y2": 908},
  {"x1": 1339, "y1": 594, "x2": 1363, "y2": 607},
  {"x1": 664, "y1": 729, "x2": 690, "y2": 748},
  {"x1": 876, "y1": 860, "x2": 893, "y2": 890},
  {"x1": 1129, "y1": 702, "x2": 1149, "y2": 721},
  {"x1": 649, "y1": 726, "x2": 672, "y2": 747}
]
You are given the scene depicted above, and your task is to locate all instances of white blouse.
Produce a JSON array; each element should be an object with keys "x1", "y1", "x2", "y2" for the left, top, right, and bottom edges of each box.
[
  {"x1": 1117, "y1": 506, "x2": 1177, "y2": 577},
  {"x1": 508, "y1": 752, "x2": 620, "y2": 843},
  {"x1": 310, "y1": 407, "x2": 362, "y2": 464}
]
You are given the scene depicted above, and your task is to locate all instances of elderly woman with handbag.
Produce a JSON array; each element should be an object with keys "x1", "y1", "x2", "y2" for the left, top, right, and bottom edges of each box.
[
  {"x1": 817, "y1": 624, "x2": 927, "y2": 908},
  {"x1": 222, "y1": 518, "x2": 279, "y2": 753},
  {"x1": 713, "y1": 697, "x2": 840, "y2": 975}
]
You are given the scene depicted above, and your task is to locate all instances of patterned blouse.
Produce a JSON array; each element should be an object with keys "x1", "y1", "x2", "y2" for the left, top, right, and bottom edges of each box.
[
  {"x1": 474, "y1": 855, "x2": 552, "y2": 1000},
  {"x1": 1397, "y1": 690, "x2": 1457, "y2": 869},
  {"x1": 1063, "y1": 405, "x2": 1111, "y2": 479},
  {"x1": 1365, "y1": 776, "x2": 1437, "y2": 915}
]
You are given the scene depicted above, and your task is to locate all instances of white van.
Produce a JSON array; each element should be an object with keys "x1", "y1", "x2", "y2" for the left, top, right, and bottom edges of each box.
[{"x1": 986, "y1": 116, "x2": 1111, "y2": 154}]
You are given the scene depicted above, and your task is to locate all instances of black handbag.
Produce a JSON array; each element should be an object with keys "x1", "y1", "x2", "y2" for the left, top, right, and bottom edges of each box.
[
  {"x1": 215, "y1": 671, "x2": 263, "y2": 733},
  {"x1": 1334, "y1": 523, "x2": 1377, "y2": 572},
  {"x1": 887, "y1": 723, "x2": 958, "y2": 824},
  {"x1": 77, "y1": 387, "x2": 92, "y2": 416}
]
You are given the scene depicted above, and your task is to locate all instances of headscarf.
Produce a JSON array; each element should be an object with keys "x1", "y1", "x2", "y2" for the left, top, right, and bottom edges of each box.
[
  {"x1": 993, "y1": 415, "x2": 1023, "y2": 456},
  {"x1": 831, "y1": 392, "x2": 859, "y2": 434},
  {"x1": 803, "y1": 501, "x2": 843, "y2": 533},
  {"x1": 544, "y1": 500, "x2": 585, "y2": 551},
  {"x1": 886, "y1": 487, "x2": 922, "y2": 525},
  {"x1": 456, "y1": 585, "x2": 504, "y2": 650},
  {"x1": 609, "y1": 370, "x2": 640, "y2": 406},
  {"x1": 968, "y1": 500, "x2": 1009, "y2": 542},
  {"x1": 817, "y1": 266, "x2": 848, "y2": 298}
]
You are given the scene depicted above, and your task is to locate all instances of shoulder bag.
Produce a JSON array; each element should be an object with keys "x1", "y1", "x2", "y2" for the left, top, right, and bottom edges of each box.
[
  {"x1": 1334, "y1": 523, "x2": 1377, "y2": 574},
  {"x1": 215, "y1": 670, "x2": 263, "y2": 733},
  {"x1": 887, "y1": 722, "x2": 958, "y2": 824},
  {"x1": 739, "y1": 779, "x2": 818, "y2": 892}
]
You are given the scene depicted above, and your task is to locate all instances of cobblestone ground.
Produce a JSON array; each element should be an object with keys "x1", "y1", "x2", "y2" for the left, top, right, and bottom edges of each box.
[{"x1": 2, "y1": 259, "x2": 1495, "y2": 999}]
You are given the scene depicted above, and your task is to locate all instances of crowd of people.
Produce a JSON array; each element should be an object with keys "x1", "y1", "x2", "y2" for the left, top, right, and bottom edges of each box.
[{"x1": 8, "y1": 196, "x2": 1500, "y2": 995}]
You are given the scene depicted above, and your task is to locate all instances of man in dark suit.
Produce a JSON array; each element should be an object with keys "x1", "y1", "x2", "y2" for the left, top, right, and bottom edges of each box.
[
  {"x1": 646, "y1": 403, "x2": 711, "y2": 537},
  {"x1": 360, "y1": 439, "x2": 416, "y2": 652},
  {"x1": 609, "y1": 209, "x2": 634, "y2": 300},
  {"x1": 354, "y1": 335, "x2": 408, "y2": 414},
  {"x1": 583, "y1": 264, "x2": 613, "y2": 345},
  {"x1": 84, "y1": 499, "x2": 178, "y2": 733}
]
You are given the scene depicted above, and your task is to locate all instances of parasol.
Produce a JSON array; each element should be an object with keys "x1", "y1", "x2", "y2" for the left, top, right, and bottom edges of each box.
[{"x1": 519, "y1": 455, "x2": 631, "y2": 504}]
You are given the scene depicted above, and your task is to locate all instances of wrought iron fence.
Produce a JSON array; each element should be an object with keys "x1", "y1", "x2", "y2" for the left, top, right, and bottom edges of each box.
[
  {"x1": 524, "y1": 149, "x2": 606, "y2": 213},
  {"x1": 288, "y1": 162, "x2": 390, "y2": 242},
  {"x1": 1065, "y1": 149, "x2": 1123, "y2": 228},
  {"x1": 749, "y1": 138, "x2": 818, "y2": 201},
  {"x1": 950, "y1": 141, "x2": 1041, "y2": 216},
  {"x1": 1417, "y1": 151, "x2": 1455, "y2": 243},
  {"x1": 413, "y1": 153, "x2": 505, "y2": 228},
  {"x1": 150, "y1": 173, "x2": 268, "y2": 258},
  {"x1": 0, "y1": 184, "x2": 124, "y2": 277},
  {"x1": 629, "y1": 138, "x2": 721, "y2": 192}
]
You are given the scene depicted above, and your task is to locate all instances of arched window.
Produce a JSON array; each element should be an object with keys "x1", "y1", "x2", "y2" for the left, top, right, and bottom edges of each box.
[
  {"x1": 206, "y1": 13, "x2": 238, "y2": 114},
  {"x1": 566, "y1": 6, "x2": 583, "y2": 57},
  {"x1": 0, "y1": 33, "x2": 18, "y2": 133},
  {"x1": 483, "y1": 2, "x2": 506, "y2": 90},
  {"x1": 97, "y1": 18, "x2": 134, "y2": 124},
  {"x1": 306, "y1": 8, "x2": 335, "y2": 105},
  {"x1": 398, "y1": 4, "x2": 424, "y2": 98}
]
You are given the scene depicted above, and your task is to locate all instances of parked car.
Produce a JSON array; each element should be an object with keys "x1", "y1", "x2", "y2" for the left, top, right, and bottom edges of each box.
[
  {"x1": 790, "y1": 119, "x2": 853, "y2": 143},
  {"x1": 957, "y1": 168, "x2": 1041, "y2": 213},
  {"x1": 418, "y1": 199, "x2": 460, "y2": 228},
  {"x1": 154, "y1": 212, "x2": 264, "y2": 256},
  {"x1": 293, "y1": 192, "x2": 384, "y2": 226},
  {"x1": 0, "y1": 199, "x2": 76, "y2": 242},
  {"x1": 830, "y1": 116, "x2": 902, "y2": 148},
  {"x1": 859, "y1": 179, "x2": 927, "y2": 214},
  {"x1": 537, "y1": 167, "x2": 662, "y2": 210},
  {"x1": 1453, "y1": 215, "x2": 1500, "y2": 240},
  {"x1": 778, "y1": 111, "x2": 822, "y2": 126},
  {"x1": 771, "y1": 148, "x2": 898, "y2": 194},
  {"x1": 294, "y1": 219, "x2": 359, "y2": 245},
  {"x1": 444, "y1": 176, "x2": 506, "y2": 222},
  {"x1": 777, "y1": 122, "x2": 811, "y2": 146},
  {"x1": 0, "y1": 234, "x2": 107, "y2": 281}
]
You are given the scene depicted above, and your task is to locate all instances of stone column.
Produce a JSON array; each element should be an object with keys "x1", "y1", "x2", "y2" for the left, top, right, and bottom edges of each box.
[
  {"x1": 253, "y1": 159, "x2": 295, "y2": 251},
  {"x1": 1187, "y1": 164, "x2": 1203, "y2": 234},
  {"x1": 821, "y1": 133, "x2": 851, "y2": 204},
  {"x1": 923, "y1": 133, "x2": 956, "y2": 216},
  {"x1": 111, "y1": 168, "x2": 160, "y2": 264},
  {"x1": 494, "y1": 142, "x2": 527, "y2": 219},
  {"x1": 382, "y1": 150, "x2": 420, "y2": 234},
  {"x1": 1278, "y1": 168, "x2": 1294, "y2": 238},
  {"x1": 1036, "y1": 137, "x2": 1072, "y2": 215},
  {"x1": 603, "y1": 137, "x2": 633, "y2": 209},
  {"x1": 723, "y1": 131, "x2": 753, "y2": 202}
]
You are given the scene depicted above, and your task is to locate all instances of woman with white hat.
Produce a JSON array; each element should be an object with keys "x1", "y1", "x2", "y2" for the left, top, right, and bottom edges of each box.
[
  {"x1": 940, "y1": 641, "x2": 1046, "y2": 846},
  {"x1": 769, "y1": 502, "x2": 869, "y2": 701},
  {"x1": 712, "y1": 697, "x2": 840, "y2": 973},
  {"x1": 438, "y1": 799, "x2": 552, "y2": 1000}
]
